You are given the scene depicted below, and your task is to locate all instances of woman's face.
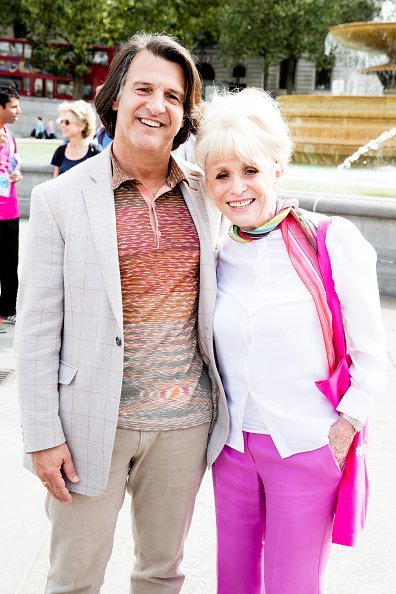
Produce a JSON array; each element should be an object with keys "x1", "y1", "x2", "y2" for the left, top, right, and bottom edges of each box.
[
  {"x1": 59, "y1": 110, "x2": 85, "y2": 140},
  {"x1": 205, "y1": 157, "x2": 280, "y2": 230}
]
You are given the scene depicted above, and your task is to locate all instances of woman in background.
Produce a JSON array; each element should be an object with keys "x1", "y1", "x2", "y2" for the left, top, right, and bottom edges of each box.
[
  {"x1": 194, "y1": 89, "x2": 387, "y2": 594},
  {"x1": 51, "y1": 100, "x2": 99, "y2": 177}
]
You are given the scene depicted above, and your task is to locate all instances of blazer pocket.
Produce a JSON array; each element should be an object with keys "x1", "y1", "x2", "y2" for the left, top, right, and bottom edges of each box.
[{"x1": 58, "y1": 360, "x2": 78, "y2": 385}]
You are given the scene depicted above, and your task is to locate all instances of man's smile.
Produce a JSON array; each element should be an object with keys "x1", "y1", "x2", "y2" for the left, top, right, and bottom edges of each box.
[{"x1": 139, "y1": 118, "x2": 162, "y2": 128}]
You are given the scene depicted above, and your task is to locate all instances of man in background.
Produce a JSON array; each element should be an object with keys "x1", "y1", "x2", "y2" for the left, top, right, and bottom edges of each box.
[{"x1": 0, "y1": 85, "x2": 22, "y2": 332}]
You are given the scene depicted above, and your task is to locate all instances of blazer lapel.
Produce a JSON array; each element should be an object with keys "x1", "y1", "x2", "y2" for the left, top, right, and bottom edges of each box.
[
  {"x1": 179, "y1": 169, "x2": 220, "y2": 361},
  {"x1": 83, "y1": 157, "x2": 123, "y2": 330},
  {"x1": 179, "y1": 168, "x2": 221, "y2": 250}
]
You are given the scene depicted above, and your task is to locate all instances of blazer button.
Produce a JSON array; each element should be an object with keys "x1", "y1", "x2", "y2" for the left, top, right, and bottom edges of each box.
[{"x1": 116, "y1": 337, "x2": 122, "y2": 347}]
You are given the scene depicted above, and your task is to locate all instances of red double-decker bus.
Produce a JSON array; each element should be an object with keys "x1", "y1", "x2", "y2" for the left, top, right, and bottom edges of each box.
[{"x1": 0, "y1": 37, "x2": 115, "y2": 100}]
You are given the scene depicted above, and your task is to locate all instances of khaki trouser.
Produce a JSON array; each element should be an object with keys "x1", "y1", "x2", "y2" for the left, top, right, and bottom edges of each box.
[{"x1": 45, "y1": 423, "x2": 210, "y2": 594}]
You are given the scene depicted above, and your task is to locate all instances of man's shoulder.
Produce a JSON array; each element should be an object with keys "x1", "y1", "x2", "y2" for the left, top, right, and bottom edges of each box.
[
  {"x1": 0, "y1": 125, "x2": 15, "y2": 147},
  {"x1": 174, "y1": 155, "x2": 204, "y2": 180},
  {"x1": 36, "y1": 149, "x2": 111, "y2": 195}
]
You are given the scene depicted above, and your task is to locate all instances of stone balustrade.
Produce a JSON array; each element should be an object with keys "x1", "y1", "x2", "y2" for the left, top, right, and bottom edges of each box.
[{"x1": 16, "y1": 164, "x2": 396, "y2": 296}]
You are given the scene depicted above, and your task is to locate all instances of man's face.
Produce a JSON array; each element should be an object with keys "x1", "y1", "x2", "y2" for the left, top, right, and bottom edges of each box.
[
  {"x1": 112, "y1": 49, "x2": 185, "y2": 157},
  {"x1": 0, "y1": 97, "x2": 21, "y2": 126}
]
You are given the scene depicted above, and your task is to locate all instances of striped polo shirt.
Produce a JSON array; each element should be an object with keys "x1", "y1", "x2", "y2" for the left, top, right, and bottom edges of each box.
[{"x1": 111, "y1": 151, "x2": 212, "y2": 431}]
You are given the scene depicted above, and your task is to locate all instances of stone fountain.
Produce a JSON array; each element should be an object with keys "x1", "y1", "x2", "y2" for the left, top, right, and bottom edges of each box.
[
  {"x1": 330, "y1": 21, "x2": 396, "y2": 94},
  {"x1": 279, "y1": 7, "x2": 396, "y2": 166}
]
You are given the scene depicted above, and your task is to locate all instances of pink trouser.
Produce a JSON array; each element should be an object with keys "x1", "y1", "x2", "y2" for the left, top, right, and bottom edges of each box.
[{"x1": 213, "y1": 433, "x2": 342, "y2": 594}]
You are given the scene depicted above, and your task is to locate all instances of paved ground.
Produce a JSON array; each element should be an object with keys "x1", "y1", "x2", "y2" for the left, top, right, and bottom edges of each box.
[{"x1": 1, "y1": 219, "x2": 396, "y2": 593}]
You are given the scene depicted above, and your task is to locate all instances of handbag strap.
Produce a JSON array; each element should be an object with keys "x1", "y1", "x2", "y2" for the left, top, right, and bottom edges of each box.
[{"x1": 316, "y1": 217, "x2": 348, "y2": 364}]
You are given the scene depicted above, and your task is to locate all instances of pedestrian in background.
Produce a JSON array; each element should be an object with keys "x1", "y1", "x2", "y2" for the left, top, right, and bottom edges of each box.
[
  {"x1": 0, "y1": 85, "x2": 22, "y2": 332},
  {"x1": 31, "y1": 116, "x2": 45, "y2": 139},
  {"x1": 51, "y1": 100, "x2": 99, "y2": 176},
  {"x1": 45, "y1": 117, "x2": 56, "y2": 139}
]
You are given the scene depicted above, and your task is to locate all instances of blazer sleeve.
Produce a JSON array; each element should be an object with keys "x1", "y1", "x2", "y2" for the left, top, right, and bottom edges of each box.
[{"x1": 14, "y1": 185, "x2": 66, "y2": 453}]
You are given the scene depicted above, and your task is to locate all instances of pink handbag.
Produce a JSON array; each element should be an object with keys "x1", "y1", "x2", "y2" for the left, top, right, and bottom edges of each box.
[{"x1": 315, "y1": 217, "x2": 369, "y2": 547}]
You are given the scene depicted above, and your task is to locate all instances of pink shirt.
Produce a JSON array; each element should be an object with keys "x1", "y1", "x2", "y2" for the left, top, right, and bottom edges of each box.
[{"x1": 0, "y1": 125, "x2": 20, "y2": 220}]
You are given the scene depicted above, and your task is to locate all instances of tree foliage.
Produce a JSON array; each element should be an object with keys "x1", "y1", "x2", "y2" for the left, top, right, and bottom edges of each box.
[
  {"x1": 103, "y1": 0, "x2": 223, "y2": 49},
  {"x1": 4, "y1": 0, "x2": 378, "y2": 97},
  {"x1": 19, "y1": 0, "x2": 110, "y2": 97},
  {"x1": 1, "y1": 0, "x2": 27, "y2": 37},
  {"x1": 13, "y1": 0, "x2": 223, "y2": 98},
  {"x1": 218, "y1": 0, "x2": 376, "y2": 93}
]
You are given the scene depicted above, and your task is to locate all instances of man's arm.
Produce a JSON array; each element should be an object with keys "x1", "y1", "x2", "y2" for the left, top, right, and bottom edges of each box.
[{"x1": 15, "y1": 185, "x2": 79, "y2": 501}]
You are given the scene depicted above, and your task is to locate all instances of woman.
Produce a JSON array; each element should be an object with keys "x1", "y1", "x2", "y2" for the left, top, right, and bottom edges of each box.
[
  {"x1": 194, "y1": 89, "x2": 387, "y2": 594},
  {"x1": 51, "y1": 100, "x2": 100, "y2": 177}
]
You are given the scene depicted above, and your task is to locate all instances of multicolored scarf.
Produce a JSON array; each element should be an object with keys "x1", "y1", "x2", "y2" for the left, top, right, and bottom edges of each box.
[{"x1": 228, "y1": 198, "x2": 336, "y2": 372}]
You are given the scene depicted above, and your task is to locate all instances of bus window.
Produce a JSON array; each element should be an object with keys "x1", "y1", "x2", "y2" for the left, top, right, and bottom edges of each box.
[
  {"x1": 34, "y1": 78, "x2": 44, "y2": 96},
  {"x1": 56, "y1": 80, "x2": 73, "y2": 97},
  {"x1": 0, "y1": 41, "x2": 24, "y2": 57},
  {"x1": 0, "y1": 42, "x2": 10, "y2": 55},
  {"x1": 23, "y1": 77, "x2": 30, "y2": 93},
  {"x1": 0, "y1": 75, "x2": 22, "y2": 91},
  {"x1": 9, "y1": 42, "x2": 23, "y2": 57},
  {"x1": 24, "y1": 44, "x2": 32, "y2": 59},
  {"x1": 88, "y1": 50, "x2": 109, "y2": 65},
  {"x1": 45, "y1": 79, "x2": 54, "y2": 98}
]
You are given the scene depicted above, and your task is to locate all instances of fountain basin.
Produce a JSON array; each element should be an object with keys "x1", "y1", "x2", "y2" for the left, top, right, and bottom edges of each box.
[
  {"x1": 329, "y1": 21, "x2": 396, "y2": 93},
  {"x1": 330, "y1": 22, "x2": 396, "y2": 62},
  {"x1": 280, "y1": 95, "x2": 396, "y2": 165}
]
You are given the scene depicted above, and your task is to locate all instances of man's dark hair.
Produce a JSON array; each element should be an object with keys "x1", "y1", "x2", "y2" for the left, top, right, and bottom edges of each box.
[
  {"x1": 0, "y1": 85, "x2": 19, "y2": 109},
  {"x1": 95, "y1": 32, "x2": 203, "y2": 150}
]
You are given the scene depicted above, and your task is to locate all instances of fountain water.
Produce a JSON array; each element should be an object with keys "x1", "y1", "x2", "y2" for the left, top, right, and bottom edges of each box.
[
  {"x1": 338, "y1": 127, "x2": 396, "y2": 169},
  {"x1": 280, "y1": 2, "x2": 396, "y2": 168},
  {"x1": 330, "y1": 15, "x2": 396, "y2": 93}
]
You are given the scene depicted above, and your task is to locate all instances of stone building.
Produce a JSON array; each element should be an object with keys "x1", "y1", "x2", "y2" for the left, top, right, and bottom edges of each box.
[{"x1": 194, "y1": 47, "x2": 318, "y2": 98}]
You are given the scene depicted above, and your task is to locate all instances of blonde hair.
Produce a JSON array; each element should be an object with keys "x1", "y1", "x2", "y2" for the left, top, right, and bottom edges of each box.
[
  {"x1": 58, "y1": 100, "x2": 97, "y2": 139},
  {"x1": 194, "y1": 88, "x2": 293, "y2": 172}
]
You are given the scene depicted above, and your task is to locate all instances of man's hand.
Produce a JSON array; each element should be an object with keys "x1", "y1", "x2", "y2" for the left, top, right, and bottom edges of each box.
[
  {"x1": 328, "y1": 416, "x2": 356, "y2": 470},
  {"x1": 32, "y1": 443, "x2": 80, "y2": 504},
  {"x1": 9, "y1": 170, "x2": 22, "y2": 183}
]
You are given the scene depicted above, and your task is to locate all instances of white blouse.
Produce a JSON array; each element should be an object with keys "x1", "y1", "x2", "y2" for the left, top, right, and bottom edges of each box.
[{"x1": 214, "y1": 214, "x2": 387, "y2": 458}]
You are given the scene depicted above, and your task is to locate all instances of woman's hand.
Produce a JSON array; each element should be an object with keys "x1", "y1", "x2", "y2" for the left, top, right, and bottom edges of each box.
[{"x1": 328, "y1": 416, "x2": 356, "y2": 470}]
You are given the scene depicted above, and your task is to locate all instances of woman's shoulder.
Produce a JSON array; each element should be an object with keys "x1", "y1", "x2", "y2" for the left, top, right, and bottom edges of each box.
[
  {"x1": 300, "y1": 209, "x2": 361, "y2": 238},
  {"x1": 51, "y1": 143, "x2": 66, "y2": 166}
]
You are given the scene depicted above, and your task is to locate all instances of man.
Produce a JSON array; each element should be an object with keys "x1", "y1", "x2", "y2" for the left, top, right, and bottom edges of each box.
[
  {"x1": 0, "y1": 85, "x2": 22, "y2": 332},
  {"x1": 15, "y1": 33, "x2": 228, "y2": 593},
  {"x1": 32, "y1": 115, "x2": 45, "y2": 139}
]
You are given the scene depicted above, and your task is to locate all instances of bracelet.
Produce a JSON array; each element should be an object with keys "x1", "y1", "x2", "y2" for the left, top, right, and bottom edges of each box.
[{"x1": 341, "y1": 413, "x2": 364, "y2": 432}]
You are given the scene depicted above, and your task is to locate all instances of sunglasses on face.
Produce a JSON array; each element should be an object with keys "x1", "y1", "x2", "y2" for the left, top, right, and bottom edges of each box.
[{"x1": 60, "y1": 119, "x2": 72, "y2": 126}]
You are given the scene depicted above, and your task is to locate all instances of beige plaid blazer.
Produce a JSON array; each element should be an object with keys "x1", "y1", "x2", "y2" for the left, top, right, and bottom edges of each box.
[{"x1": 15, "y1": 149, "x2": 229, "y2": 496}]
